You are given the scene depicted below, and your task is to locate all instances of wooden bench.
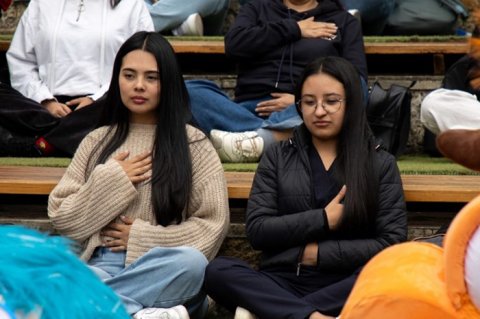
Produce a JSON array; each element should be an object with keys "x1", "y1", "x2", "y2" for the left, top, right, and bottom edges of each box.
[
  {"x1": 0, "y1": 37, "x2": 470, "y2": 74},
  {"x1": 1, "y1": 165, "x2": 479, "y2": 203}
]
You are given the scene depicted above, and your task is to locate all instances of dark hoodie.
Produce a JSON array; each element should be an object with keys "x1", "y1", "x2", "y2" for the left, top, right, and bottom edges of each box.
[{"x1": 225, "y1": 0, "x2": 367, "y2": 102}]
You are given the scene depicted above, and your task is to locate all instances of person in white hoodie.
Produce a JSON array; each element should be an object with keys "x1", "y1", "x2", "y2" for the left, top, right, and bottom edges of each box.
[{"x1": 0, "y1": 0, "x2": 153, "y2": 157}]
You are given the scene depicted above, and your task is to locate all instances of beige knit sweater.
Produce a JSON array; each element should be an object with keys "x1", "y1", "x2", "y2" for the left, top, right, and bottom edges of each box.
[{"x1": 48, "y1": 123, "x2": 229, "y2": 266}]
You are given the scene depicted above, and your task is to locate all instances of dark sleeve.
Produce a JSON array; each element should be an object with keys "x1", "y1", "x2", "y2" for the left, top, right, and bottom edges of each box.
[
  {"x1": 316, "y1": 152, "x2": 407, "y2": 271},
  {"x1": 339, "y1": 15, "x2": 368, "y2": 81},
  {"x1": 225, "y1": 2, "x2": 301, "y2": 58},
  {"x1": 246, "y1": 145, "x2": 328, "y2": 251}
]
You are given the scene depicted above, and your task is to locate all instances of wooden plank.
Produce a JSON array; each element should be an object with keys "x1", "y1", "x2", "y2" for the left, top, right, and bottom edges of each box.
[
  {"x1": 401, "y1": 175, "x2": 480, "y2": 203},
  {"x1": 169, "y1": 40, "x2": 225, "y2": 54},
  {"x1": 0, "y1": 166, "x2": 64, "y2": 195},
  {"x1": 226, "y1": 173, "x2": 480, "y2": 203},
  {"x1": 363, "y1": 41, "x2": 469, "y2": 54},
  {"x1": 1, "y1": 166, "x2": 479, "y2": 203},
  {"x1": 0, "y1": 39, "x2": 470, "y2": 55},
  {"x1": 225, "y1": 171, "x2": 254, "y2": 199}
]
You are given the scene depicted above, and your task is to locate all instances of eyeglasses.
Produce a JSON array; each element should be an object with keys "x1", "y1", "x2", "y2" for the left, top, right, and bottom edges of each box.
[{"x1": 296, "y1": 94, "x2": 344, "y2": 114}]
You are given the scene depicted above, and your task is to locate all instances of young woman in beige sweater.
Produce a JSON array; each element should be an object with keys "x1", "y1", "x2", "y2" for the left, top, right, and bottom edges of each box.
[{"x1": 48, "y1": 31, "x2": 229, "y2": 319}]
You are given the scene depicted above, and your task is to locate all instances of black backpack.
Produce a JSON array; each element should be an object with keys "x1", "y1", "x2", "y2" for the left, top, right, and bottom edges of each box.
[{"x1": 367, "y1": 81, "x2": 414, "y2": 156}]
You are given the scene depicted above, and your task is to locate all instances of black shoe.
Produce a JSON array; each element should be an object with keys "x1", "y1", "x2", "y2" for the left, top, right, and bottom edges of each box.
[{"x1": 0, "y1": 125, "x2": 41, "y2": 157}]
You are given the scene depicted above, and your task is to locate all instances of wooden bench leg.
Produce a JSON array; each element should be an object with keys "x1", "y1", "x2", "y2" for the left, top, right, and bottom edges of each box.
[{"x1": 433, "y1": 54, "x2": 445, "y2": 75}]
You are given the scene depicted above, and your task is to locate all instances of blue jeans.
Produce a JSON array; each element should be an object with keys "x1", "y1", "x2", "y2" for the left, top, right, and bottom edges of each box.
[
  {"x1": 144, "y1": 0, "x2": 230, "y2": 35},
  {"x1": 88, "y1": 246, "x2": 208, "y2": 318},
  {"x1": 186, "y1": 80, "x2": 303, "y2": 135},
  {"x1": 340, "y1": 0, "x2": 395, "y2": 35}
]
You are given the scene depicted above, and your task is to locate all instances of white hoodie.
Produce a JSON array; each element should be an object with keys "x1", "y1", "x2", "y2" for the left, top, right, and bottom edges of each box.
[{"x1": 7, "y1": 0, "x2": 154, "y2": 103}]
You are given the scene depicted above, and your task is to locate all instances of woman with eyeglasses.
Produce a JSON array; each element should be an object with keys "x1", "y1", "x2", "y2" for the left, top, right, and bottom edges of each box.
[{"x1": 203, "y1": 56, "x2": 407, "y2": 319}]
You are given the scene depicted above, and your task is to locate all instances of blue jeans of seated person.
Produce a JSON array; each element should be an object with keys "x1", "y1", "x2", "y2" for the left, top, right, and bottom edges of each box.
[
  {"x1": 144, "y1": 0, "x2": 230, "y2": 35},
  {"x1": 88, "y1": 246, "x2": 208, "y2": 318},
  {"x1": 340, "y1": 0, "x2": 395, "y2": 35},
  {"x1": 186, "y1": 80, "x2": 303, "y2": 135}
]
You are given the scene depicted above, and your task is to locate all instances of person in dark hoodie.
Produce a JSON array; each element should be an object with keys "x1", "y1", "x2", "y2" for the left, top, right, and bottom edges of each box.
[
  {"x1": 187, "y1": 0, "x2": 367, "y2": 163},
  {"x1": 203, "y1": 56, "x2": 406, "y2": 319}
]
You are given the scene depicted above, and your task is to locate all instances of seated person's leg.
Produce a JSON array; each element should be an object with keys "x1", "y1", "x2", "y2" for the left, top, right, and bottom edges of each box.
[
  {"x1": 42, "y1": 96, "x2": 107, "y2": 157},
  {"x1": 91, "y1": 246, "x2": 208, "y2": 318},
  {"x1": 205, "y1": 256, "x2": 320, "y2": 319},
  {"x1": 145, "y1": 0, "x2": 229, "y2": 35},
  {"x1": 186, "y1": 79, "x2": 263, "y2": 134}
]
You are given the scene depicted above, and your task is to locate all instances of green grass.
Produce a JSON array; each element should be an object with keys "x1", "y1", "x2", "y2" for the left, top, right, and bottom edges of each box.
[
  {"x1": 0, "y1": 155, "x2": 478, "y2": 175},
  {"x1": 397, "y1": 155, "x2": 479, "y2": 175},
  {"x1": 0, "y1": 157, "x2": 71, "y2": 167}
]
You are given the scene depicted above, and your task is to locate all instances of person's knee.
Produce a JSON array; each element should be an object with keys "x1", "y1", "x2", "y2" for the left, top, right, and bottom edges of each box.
[
  {"x1": 171, "y1": 247, "x2": 208, "y2": 281},
  {"x1": 205, "y1": 256, "x2": 245, "y2": 286}
]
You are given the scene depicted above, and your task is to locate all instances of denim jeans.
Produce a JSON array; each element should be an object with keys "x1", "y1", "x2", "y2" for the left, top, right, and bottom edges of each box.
[
  {"x1": 144, "y1": 0, "x2": 230, "y2": 35},
  {"x1": 88, "y1": 246, "x2": 208, "y2": 318},
  {"x1": 340, "y1": 0, "x2": 395, "y2": 35},
  {"x1": 186, "y1": 80, "x2": 303, "y2": 135}
]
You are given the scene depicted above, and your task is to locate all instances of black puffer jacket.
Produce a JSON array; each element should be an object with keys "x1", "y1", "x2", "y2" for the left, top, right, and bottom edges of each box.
[
  {"x1": 246, "y1": 125, "x2": 407, "y2": 272},
  {"x1": 225, "y1": 0, "x2": 367, "y2": 102}
]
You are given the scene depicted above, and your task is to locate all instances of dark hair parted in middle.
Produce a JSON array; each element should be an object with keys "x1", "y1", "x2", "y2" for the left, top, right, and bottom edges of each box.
[
  {"x1": 89, "y1": 31, "x2": 192, "y2": 227},
  {"x1": 296, "y1": 56, "x2": 379, "y2": 236}
]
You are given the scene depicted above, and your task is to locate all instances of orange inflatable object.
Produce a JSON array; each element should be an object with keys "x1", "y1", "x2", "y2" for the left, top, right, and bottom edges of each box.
[{"x1": 340, "y1": 195, "x2": 480, "y2": 319}]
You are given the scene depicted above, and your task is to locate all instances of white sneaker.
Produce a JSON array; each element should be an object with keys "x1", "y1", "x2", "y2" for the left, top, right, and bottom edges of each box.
[
  {"x1": 210, "y1": 129, "x2": 264, "y2": 163},
  {"x1": 172, "y1": 13, "x2": 203, "y2": 36},
  {"x1": 234, "y1": 306, "x2": 257, "y2": 319},
  {"x1": 133, "y1": 305, "x2": 190, "y2": 319}
]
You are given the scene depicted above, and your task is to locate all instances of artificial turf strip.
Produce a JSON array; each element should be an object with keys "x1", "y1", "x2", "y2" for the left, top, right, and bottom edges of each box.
[
  {"x1": 0, "y1": 156, "x2": 478, "y2": 175},
  {"x1": 0, "y1": 157, "x2": 72, "y2": 167}
]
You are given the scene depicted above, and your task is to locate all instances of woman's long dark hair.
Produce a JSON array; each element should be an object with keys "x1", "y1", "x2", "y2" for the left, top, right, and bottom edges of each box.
[
  {"x1": 295, "y1": 56, "x2": 378, "y2": 236},
  {"x1": 88, "y1": 31, "x2": 192, "y2": 226}
]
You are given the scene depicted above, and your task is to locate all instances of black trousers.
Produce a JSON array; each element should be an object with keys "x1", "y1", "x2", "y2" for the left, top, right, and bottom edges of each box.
[
  {"x1": 204, "y1": 256, "x2": 360, "y2": 319},
  {"x1": 0, "y1": 83, "x2": 106, "y2": 156}
]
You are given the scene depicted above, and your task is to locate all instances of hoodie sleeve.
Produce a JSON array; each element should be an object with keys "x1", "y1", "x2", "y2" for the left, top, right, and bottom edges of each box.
[{"x1": 7, "y1": 1, "x2": 54, "y2": 103}]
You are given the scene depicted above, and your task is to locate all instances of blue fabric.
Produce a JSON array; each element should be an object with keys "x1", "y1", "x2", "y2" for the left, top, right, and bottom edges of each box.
[
  {"x1": 144, "y1": 0, "x2": 229, "y2": 35},
  {"x1": 88, "y1": 246, "x2": 208, "y2": 318},
  {"x1": 187, "y1": 79, "x2": 303, "y2": 134},
  {"x1": 0, "y1": 226, "x2": 129, "y2": 319}
]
